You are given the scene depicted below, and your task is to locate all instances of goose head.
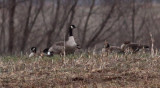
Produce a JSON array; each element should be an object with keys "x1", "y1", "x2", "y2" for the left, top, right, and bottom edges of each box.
[
  {"x1": 31, "y1": 47, "x2": 37, "y2": 53},
  {"x1": 43, "y1": 48, "x2": 49, "y2": 54},
  {"x1": 104, "y1": 41, "x2": 110, "y2": 48},
  {"x1": 69, "y1": 25, "x2": 76, "y2": 36},
  {"x1": 43, "y1": 48, "x2": 54, "y2": 56},
  {"x1": 70, "y1": 25, "x2": 76, "y2": 29}
]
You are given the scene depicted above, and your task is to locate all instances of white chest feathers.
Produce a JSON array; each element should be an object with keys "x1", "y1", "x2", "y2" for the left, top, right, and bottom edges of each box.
[
  {"x1": 66, "y1": 36, "x2": 77, "y2": 47},
  {"x1": 29, "y1": 52, "x2": 35, "y2": 58}
]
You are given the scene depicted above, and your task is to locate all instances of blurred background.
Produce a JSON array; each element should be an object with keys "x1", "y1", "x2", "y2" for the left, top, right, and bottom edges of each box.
[{"x1": 0, "y1": 0, "x2": 159, "y2": 55}]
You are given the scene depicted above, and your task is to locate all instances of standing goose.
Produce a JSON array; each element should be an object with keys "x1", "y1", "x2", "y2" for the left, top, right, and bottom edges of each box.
[
  {"x1": 48, "y1": 25, "x2": 79, "y2": 55},
  {"x1": 121, "y1": 41, "x2": 149, "y2": 53},
  {"x1": 102, "y1": 41, "x2": 124, "y2": 54}
]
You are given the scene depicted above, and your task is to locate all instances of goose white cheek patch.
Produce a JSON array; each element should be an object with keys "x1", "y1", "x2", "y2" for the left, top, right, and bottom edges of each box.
[
  {"x1": 71, "y1": 25, "x2": 74, "y2": 29},
  {"x1": 47, "y1": 52, "x2": 51, "y2": 55}
]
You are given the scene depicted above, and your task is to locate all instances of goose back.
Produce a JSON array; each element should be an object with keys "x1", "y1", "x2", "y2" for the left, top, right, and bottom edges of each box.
[
  {"x1": 121, "y1": 41, "x2": 149, "y2": 53},
  {"x1": 103, "y1": 41, "x2": 124, "y2": 54}
]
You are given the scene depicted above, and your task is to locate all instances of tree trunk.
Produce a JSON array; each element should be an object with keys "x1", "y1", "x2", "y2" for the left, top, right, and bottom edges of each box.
[
  {"x1": 82, "y1": 0, "x2": 95, "y2": 48},
  {"x1": 131, "y1": 0, "x2": 135, "y2": 42},
  {"x1": 46, "y1": 0, "x2": 60, "y2": 47},
  {"x1": 0, "y1": 0, "x2": 6, "y2": 53},
  {"x1": 65, "y1": 0, "x2": 78, "y2": 41},
  {"x1": 8, "y1": 0, "x2": 16, "y2": 54},
  {"x1": 21, "y1": 0, "x2": 43, "y2": 52},
  {"x1": 20, "y1": 0, "x2": 32, "y2": 52},
  {"x1": 86, "y1": 3, "x2": 116, "y2": 48}
]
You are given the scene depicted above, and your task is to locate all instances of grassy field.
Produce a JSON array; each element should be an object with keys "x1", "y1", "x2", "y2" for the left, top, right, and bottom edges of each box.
[{"x1": 0, "y1": 52, "x2": 160, "y2": 88}]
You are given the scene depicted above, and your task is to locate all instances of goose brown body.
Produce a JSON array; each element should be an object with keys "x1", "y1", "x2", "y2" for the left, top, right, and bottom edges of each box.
[
  {"x1": 121, "y1": 41, "x2": 149, "y2": 53},
  {"x1": 48, "y1": 25, "x2": 79, "y2": 55},
  {"x1": 48, "y1": 40, "x2": 77, "y2": 54},
  {"x1": 103, "y1": 41, "x2": 124, "y2": 54}
]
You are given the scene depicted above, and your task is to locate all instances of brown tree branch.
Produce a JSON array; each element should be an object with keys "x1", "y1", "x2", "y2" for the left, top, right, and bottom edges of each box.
[{"x1": 81, "y1": 0, "x2": 95, "y2": 47}]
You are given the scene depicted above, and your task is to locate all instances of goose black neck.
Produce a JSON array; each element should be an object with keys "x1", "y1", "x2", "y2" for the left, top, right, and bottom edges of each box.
[
  {"x1": 69, "y1": 27, "x2": 73, "y2": 36},
  {"x1": 31, "y1": 47, "x2": 37, "y2": 53},
  {"x1": 33, "y1": 49, "x2": 36, "y2": 53},
  {"x1": 105, "y1": 44, "x2": 110, "y2": 48}
]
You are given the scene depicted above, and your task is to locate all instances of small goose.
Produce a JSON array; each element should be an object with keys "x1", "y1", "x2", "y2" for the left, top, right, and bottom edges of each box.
[
  {"x1": 102, "y1": 41, "x2": 124, "y2": 54},
  {"x1": 48, "y1": 25, "x2": 79, "y2": 55},
  {"x1": 29, "y1": 47, "x2": 41, "y2": 58},
  {"x1": 121, "y1": 41, "x2": 149, "y2": 53}
]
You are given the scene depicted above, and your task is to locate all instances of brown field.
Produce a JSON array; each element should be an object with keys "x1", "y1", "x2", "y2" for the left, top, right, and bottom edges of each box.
[{"x1": 0, "y1": 52, "x2": 160, "y2": 88}]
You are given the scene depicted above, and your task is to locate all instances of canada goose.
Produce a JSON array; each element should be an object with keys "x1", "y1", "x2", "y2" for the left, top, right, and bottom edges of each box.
[
  {"x1": 102, "y1": 41, "x2": 124, "y2": 53},
  {"x1": 29, "y1": 47, "x2": 41, "y2": 58},
  {"x1": 48, "y1": 25, "x2": 79, "y2": 55},
  {"x1": 121, "y1": 41, "x2": 149, "y2": 53}
]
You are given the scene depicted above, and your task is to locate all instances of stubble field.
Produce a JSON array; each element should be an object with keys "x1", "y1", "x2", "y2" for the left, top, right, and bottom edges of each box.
[{"x1": 0, "y1": 52, "x2": 160, "y2": 88}]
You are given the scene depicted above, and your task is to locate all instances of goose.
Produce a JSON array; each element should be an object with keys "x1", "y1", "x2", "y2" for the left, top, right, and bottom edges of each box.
[
  {"x1": 121, "y1": 41, "x2": 149, "y2": 53},
  {"x1": 47, "y1": 25, "x2": 79, "y2": 55},
  {"x1": 102, "y1": 41, "x2": 124, "y2": 54},
  {"x1": 29, "y1": 47, "x2": 41, "y2": 58}
]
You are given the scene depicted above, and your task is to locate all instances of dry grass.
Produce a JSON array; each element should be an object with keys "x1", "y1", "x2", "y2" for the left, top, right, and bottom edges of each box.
[{"x1": 0, "y1": 52, "x2": 160, "y2": 88}]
